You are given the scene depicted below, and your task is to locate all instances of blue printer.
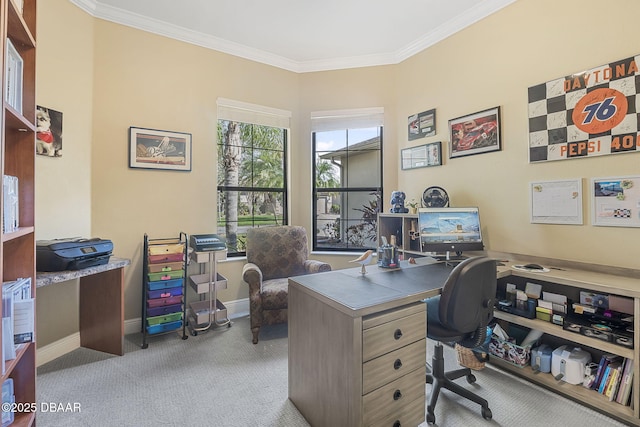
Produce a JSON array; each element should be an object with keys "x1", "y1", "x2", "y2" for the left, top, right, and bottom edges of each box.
[{"x1": 36, "y1": 238, "x2": 113, "y2": 272}]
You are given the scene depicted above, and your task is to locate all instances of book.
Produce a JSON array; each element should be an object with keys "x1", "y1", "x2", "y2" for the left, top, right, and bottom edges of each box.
[
  {"x1": 605, "y1": 362, "x2": 622, "y2": 400},
  {"x1": 4, "y1": 38, "x2": 23, "y2": 113},
  {"x1": 598, "y1": 365, "x2": 612, "y2": 394},
  {"x1": 593, "y1": 354, "x2": 621, "y2": 391},
  {"x1": 617, "y1": 358, "x2": 634, "y2": 405}
]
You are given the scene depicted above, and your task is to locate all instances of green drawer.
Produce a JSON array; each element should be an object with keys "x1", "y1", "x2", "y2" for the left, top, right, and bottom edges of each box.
[
  {"x1": 148, "y1": 270, "x2": 184, "y2": 281},
  {"x1": 147, "y1": 311, "x2": 183, "y2": 326}
]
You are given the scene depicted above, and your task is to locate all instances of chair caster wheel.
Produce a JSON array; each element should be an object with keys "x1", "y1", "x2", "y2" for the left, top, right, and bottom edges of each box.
[
  {"x1": 482, "y1": 407, "x2": 492, "y2": 420},
  {"x1": 466, "y1": 374, "x2": 476, "y2": 384},
  {"x1": 426, "y1": 410, "x2": 435, "y2": 424},
  {"x1": 141, "y1": 343, "x2": 148, "y2": 349}
]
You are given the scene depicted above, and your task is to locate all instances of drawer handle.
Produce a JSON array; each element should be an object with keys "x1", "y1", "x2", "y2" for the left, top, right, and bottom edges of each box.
[
  {"x1": 393, "y1": 359, "x2": 403, "y2": 370},
  {"x1": 393, "y1": 422, "x2": 401, "y2": 427},
  {"x1": 393, "y1": 329, "x2": 403, "y2": 340},
  {"x1": 393, "y1": 389, "x2": 402, "y2": 401}
]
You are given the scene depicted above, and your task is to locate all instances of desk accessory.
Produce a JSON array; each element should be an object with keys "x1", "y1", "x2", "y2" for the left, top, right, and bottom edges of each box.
[{"x1": 350, "y1": 250, "x2": 373, "y2": 274}]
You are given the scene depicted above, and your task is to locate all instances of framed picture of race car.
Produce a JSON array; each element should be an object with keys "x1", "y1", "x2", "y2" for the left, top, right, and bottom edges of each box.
[{"x1": 448, "y1": 106, "x2": 501, "y2": 158}]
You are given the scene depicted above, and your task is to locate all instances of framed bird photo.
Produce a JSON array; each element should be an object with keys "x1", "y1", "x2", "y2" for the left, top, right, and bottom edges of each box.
[{"x1": 129, "y1": 126, "x2": 192, "y2": 171}]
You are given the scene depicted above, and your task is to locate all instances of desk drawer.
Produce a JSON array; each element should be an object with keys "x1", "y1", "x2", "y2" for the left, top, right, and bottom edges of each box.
[
  {"x1": 367, "y1": 397, "x2": 425, "y2": 427},
  {"x1": 363, "y1": 339, "x2": 426, "y2": 394},
  {"x1": 363, "y1": 311, "x2": 426, "y2": 362},
  {"x1": 363, "y1": 368, "x2": 425, "y2": 426}
]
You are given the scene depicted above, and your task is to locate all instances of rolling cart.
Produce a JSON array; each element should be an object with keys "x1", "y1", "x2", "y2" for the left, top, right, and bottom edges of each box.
[
  {"x1": 186, "y1": 239, "x2": 231, "y2": 335},
  {"x1": 141, "y1": 232, "x2": 189, "y2": 348}
]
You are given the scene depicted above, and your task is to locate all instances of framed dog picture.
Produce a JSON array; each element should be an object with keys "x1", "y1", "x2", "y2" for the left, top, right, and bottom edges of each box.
[
  {"x1": 36, "y1": 105, "x2": 63, "y2": 157},
  {"x1": 129, "y1": 127, "x2": 192, "y2": 171}
]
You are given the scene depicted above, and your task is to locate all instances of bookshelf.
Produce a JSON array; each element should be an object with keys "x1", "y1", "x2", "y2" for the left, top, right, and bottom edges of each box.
[{"x1": 1, "y1": 0, "x2": 37, "y2": 425}]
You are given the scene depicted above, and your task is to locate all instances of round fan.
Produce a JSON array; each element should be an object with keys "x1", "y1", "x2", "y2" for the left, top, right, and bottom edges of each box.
[{"x1": 422, "y1": 186, "x2": 450, "y2": 207}]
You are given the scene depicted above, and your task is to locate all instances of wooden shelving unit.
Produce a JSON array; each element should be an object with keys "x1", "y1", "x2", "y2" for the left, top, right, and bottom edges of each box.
[
  {"x1": 492, "y1": 265, "x2": 640, "y2": 426},
  {"x1": 1, "y1": 0, "x2": 37, "y2": 425}
]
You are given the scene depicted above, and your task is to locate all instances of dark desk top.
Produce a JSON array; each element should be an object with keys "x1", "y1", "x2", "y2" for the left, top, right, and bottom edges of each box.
[{"x1": 289, "y1": 258, "x2": 454, "y2": 316}]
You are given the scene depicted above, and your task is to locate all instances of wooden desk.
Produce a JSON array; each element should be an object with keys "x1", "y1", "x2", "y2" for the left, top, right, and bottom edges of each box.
[
  {"x1": 288, "y1": 257, "x2": 452, "y2": 427},
  {"x1": 36, "y1": 257, "x2": 130, "y2": 356}
]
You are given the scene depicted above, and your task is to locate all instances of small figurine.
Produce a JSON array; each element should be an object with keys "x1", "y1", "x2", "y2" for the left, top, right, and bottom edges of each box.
[
  {"x1": 390, "y1": 191, "x2": 409, "y2": 213},
  {"x1": 350, "y1": 250, "x2": 373, "y2": 275}
]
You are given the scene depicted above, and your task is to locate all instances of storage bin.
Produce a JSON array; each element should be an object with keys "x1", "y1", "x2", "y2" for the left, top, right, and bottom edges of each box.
[
  {"x1": 148, "y1": 270, "x2": 184, "y2": 282},
  {"x1": 147, "y1": 312, "x2": 183, "y2": 326},
  {"x1": 147, "y1": 286, "x2": 182, "y2": 300},
  {"x1": 531, "y1": 344, "x2": 553, "y2": 373},
  {"x1": 147, "y1": 278, "x2": 183, "y2": 291},
  {"x1": 551, "y1": 345, "x2": 592, "y2": 385},
  {"x1": 148, "y1": 243, "x2": 184, "y2": 256},
  {"x1": 147, "y1": 303, "x2": 183, "y2": 317},
  {"x1": 488, "y1": 325, "x2": 535, "y2": 368},
  {"x1": 146, "y1": 320, "x2": 183, "y2": 335},
  {"x1": 147, "y1": 295, "x2": 182, "y2": 308},
  {"x1": 149, "y1": 253, "x2": 184, "y2": 264},
  {"x1": 148, "y1": 261, "x2": 183, "y2": 273}
]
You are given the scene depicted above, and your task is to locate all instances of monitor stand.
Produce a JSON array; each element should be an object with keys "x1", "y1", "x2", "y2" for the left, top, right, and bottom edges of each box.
[{"x1": 432, "y1": 251, "x2": 467, "y2": 266}]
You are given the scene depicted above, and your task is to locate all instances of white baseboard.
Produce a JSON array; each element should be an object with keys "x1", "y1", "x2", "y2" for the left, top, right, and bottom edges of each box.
[
  {"x1": 36, "y1": 298, "x2": 250, "y2": 366},
  {"x1": 36, "y1": 333, "x2": 81, "y2": 367}
]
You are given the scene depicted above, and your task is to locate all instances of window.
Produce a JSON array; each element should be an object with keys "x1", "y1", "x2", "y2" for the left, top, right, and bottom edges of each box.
[
  {"x1": 312, "y1": 108, "x2": 383, "y2": 252},
  {"x1": 217, "y1": 99, "x2": 290, "y2": 256}
]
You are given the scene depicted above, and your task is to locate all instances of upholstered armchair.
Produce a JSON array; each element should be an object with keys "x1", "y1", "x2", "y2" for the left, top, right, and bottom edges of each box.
[{"x1": 242, "y1": 225, "x2": 331, "y2": 344}]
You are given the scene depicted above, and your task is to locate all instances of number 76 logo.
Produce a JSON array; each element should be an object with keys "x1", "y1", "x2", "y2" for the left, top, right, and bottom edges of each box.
[{"x1": 572, "y1": 88, "x2": 628, "y2": 134}]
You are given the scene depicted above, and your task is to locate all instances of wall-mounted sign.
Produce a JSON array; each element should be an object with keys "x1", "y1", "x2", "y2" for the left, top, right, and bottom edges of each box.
[{"x1": 528, "y1": 54, "x2": 640, "y2": 162}]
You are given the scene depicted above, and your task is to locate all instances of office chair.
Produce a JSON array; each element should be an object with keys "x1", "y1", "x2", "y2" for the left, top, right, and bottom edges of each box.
[{"x1": 425, "y1": 256, "x2": 497, "y2": 424}]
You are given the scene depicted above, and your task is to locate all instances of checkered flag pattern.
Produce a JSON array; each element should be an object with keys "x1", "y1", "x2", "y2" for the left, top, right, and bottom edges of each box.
[{"x1": 528, "y1": 54, "x2": 640, "y2": 162}]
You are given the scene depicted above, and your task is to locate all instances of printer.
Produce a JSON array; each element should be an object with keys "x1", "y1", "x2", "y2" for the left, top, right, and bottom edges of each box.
[{"x1": 36, "y1": 238, "x2": 113, "y2": 272}]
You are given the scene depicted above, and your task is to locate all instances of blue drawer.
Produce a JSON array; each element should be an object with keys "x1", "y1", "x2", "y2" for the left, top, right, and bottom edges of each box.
[
  {"x1": 147, "y1": 303, "x2": 182, "y2": 317},
  {"x1": 147, "y1": 286, "x2": 183, "y2": 299},
  {"x1": 146, "y1": 320, "x2": 183, "y2": 335},
  {"x1": 148, "y1": 278, "x2": 183, "y2": 291}
]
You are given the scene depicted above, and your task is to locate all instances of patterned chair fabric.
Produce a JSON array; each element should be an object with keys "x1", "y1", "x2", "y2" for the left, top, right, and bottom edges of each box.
[{"x1": 243, "y1": 225, "x2": 331, "y2": 344}]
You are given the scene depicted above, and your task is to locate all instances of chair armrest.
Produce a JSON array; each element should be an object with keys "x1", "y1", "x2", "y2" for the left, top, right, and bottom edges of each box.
[
  {"x1": 242, "y1": 262, "x2": 263, "y2": 294},
  {"x1": 303, "y1": 259, "x2": 332, "y2": 274}
]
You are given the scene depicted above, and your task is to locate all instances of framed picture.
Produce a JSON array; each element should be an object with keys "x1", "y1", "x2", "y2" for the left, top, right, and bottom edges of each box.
[
  {"x1": 129, "y1": 127, "x2": 192, "y2": 171},
  {"x1": 401, "y1": 141, "x2": 442, "y2": 170},
  {"x1": 408, "y1": 108, "x2": 436, "y2": 140},
  {"x1": 591, "y1": 176, "x2": 640, "y2": 227},
  {"x1": 36, "y1": 106, "x2": 63, "y2": 157},
  {"x1": 449, "y1": 106, "x2": 501, "y2": 158}
]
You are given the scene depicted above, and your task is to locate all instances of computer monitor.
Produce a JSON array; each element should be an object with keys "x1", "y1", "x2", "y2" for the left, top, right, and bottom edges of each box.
[{"x1": 418, "y1": 207, "x2": 484, "y2": 259}]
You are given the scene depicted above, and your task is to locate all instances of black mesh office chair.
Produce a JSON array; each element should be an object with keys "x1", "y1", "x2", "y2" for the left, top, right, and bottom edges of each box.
[{"x1": 425, "y1": 256, "x2": 497, "y2": 424}]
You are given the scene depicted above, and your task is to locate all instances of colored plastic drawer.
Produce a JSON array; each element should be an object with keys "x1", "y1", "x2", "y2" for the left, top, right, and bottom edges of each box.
[
  {"x1": 147, "y1": 312, "x2": 183, "y2": 326},
  {"x1": 146, "y1": 320, "x2": 183, "y2": 335},
  {"x1": 148, "y1": 278, "x2": 183, "y2": 291},
  {"x1": 148, "y1": 270, "x2": 184, "y2": 282},
  {"x1": 147, "y1": 303, "x2": 182, "y2": 317},
  {"x1": 148, "y1": 286, "x2": 183, "y2": 300},
  {"x1": 148, "y1": 261, "x2": 183, "y2": 273},
  {"x1": 148, "y1": 243, "x2": 184, "y2": 256},
  {"x1": 147, "y1": 295, "x2": 182, "y2": 308},
  {"x1": 149, "y1": 253, "x2": 183, "y2": 264}
]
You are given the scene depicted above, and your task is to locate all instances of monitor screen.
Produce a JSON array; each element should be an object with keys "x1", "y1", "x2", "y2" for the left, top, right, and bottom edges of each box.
[{"x1": 418, "y1": 207, "x2": 484, "y2": 255}]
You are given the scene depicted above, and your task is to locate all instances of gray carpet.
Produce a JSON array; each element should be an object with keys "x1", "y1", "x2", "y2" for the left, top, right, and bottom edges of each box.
[{"x1": 37, "y1": 316, "x2": 626, "y2": 426}]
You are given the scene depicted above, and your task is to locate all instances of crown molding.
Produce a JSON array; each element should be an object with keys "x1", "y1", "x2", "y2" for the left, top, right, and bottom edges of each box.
[{"x1": 69, "y1": 0, "x2": 517, "y2": 73}]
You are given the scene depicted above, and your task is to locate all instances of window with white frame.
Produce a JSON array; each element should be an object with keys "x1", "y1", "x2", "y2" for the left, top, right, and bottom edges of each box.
[
  {"x1": 217, "y1": 98, "x2": 291, "y2": 256},
  {"x1": 311, "y1": 108, "x2": 383, "y2": 252}
]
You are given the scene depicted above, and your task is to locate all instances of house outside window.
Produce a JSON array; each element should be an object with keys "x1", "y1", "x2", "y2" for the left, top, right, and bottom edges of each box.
[
  {"x1": 216, "y1": 99, "x2": 291, "y2": 256},
  {"x1": 311, "y1": 108, "x2": 383, "y2": 252}
]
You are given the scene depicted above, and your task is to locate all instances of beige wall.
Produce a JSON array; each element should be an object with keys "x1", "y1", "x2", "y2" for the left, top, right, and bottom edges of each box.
[
  {"x1": 35, "y1": 0, "x2": 640, "y2": 347},
  {"x1": 35, "y1": 0, "x2": 93, "y2": 343},
  {"x1": 393, "y1": 0, "x2": 640, "y2": 269}
]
